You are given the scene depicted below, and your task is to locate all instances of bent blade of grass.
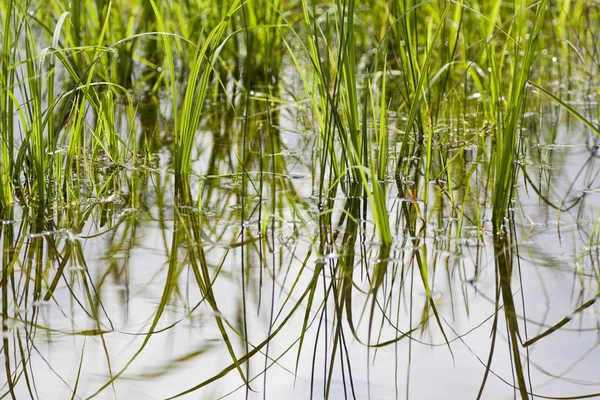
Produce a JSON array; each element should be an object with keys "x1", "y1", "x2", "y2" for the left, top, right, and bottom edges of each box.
[
  {"x1": 528, "y1": 81, "x2": 600, "y2": 138},
  {"x1": 45, "y1": 11, "x2": 69, "y2": 151}
]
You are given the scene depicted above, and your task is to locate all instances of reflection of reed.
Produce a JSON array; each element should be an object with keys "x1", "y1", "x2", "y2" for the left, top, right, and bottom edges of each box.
[{"x1": 492, "y1": 230, "x2": 530, "y2": 399}]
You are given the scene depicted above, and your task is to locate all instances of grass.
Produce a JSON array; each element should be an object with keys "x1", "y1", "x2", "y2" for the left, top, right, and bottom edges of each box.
[{"x1": 1, "y1": 0, "x2": 600, "y2": 399}]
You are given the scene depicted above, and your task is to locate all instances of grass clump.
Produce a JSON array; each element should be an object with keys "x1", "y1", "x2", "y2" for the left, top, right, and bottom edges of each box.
[{"x1": 1, "y1": 0, "x2": 600, "y2": 399}]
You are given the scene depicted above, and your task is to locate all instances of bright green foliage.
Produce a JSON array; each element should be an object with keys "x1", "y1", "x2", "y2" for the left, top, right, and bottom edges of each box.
[{"x1": 1, "y1": 0, "x2": 600, "y2": 399}]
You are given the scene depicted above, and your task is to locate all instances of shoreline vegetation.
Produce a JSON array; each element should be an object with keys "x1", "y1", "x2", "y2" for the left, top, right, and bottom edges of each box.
[{"x1": 1, "y1": 0, "x2": 600, "y2": 399}]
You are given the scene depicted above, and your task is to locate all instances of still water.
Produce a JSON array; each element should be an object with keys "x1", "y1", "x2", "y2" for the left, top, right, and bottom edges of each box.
[{"x1": 3, "y1": 98, "x2": 600, "y2": 400}]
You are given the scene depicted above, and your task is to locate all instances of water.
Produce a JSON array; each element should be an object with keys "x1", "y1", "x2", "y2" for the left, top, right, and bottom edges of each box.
[{"x1": 2, "y1": 106, "x2": 600, "y2": 400}]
